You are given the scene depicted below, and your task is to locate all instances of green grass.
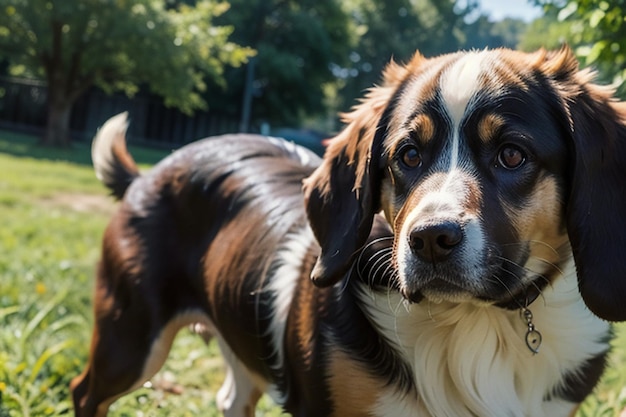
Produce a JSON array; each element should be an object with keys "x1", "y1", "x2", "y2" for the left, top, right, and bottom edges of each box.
[
  {"x1": 0, "y1": 130, "x2": 624, "y2": 416},
  {"x1": 0, "y1": 131, "x2": 284, "y2": 417},
  {"x1": 0, "y1": 133, "x2": 111, "y2": 416}
]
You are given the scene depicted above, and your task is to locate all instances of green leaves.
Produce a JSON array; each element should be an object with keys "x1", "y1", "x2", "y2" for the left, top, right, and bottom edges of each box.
[
  {"x1": 557, "y1": 2, "x2": 578, "y2": 21},
  {"x1": 541, "y1": 0, "x2": 626, "y2": 97},
  {"x1": 0, "y1": 0, "x2": 254, "y2": 116},
  {"x1": 209, "y1": 0, "x2": 351, "y2": 125}
]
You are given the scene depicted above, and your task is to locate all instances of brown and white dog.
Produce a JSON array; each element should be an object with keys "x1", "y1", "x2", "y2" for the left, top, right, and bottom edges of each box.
[{"x1": 71, "y1": 47, "x2": 626, "y2": 417}]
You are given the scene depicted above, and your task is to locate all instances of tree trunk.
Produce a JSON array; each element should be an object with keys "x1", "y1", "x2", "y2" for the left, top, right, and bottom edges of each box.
[{"x1": 42, "y1": 93, "x2": 73, "y2": 147}]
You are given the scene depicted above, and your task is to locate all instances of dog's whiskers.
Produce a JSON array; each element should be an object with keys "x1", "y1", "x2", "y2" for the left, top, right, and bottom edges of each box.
[
  {"x1": 371, "y1": 251, "x2": 394, "y2": 281},
  {"x1": 493, "y1": 256, "x2": 551, "y2": 307},
  {"x1": 495, "y1": 254, "x2": 560, "y2": 288},
  {"x1": 499, "y1": 239, "x2": 562, "y2": 259},
  {"x1": 357, "y1": 241, "x2": 395, "y2": 288},
  {"x1": 525, "y1": 255, "x2": 565, "y2": 278},
  {"x1": 489, "y1": 272, "x2": 525, "y2": 309}
]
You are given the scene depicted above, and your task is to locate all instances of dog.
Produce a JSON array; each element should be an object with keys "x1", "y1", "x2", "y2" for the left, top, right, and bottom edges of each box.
[{"x1": 71, "y1": 46, "x2": 626, "y2": 417}]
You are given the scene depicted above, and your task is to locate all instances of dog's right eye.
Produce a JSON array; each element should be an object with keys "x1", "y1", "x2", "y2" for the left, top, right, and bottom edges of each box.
[
  {"x1": 400, "y1": 145, "x2": 422, "y2": 169},
  {"x1": 497, "y1": 144, "x2": 526, "y2": 170}
]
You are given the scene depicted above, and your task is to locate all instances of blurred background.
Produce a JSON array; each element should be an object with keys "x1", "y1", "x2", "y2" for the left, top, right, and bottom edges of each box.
[{"x1": 0, "y1": 0, "x2": 624, "y2": 153}]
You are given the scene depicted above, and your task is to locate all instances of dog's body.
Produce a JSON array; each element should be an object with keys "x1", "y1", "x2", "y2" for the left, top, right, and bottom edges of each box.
[{"x1": 72, "y1": 47, "x2": 626, "y2": 417}]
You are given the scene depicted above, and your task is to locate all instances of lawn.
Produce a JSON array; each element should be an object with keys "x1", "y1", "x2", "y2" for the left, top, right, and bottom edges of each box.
[
  {"x1": 0, "y1": 130, "x2": 624, "y2": 416},
  {"x1": 0, "y1": 131, "x2": 283, "y2": 417}
]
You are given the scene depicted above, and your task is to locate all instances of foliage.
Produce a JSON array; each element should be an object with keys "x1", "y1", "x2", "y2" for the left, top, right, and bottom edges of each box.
[
  {"x1": 208, "y1": 0, "x2": 530, "y2": 130},
  {"x1": 1, "y1": 130, "x2": 626, "y2": 415},
  {"x1": 210, "y1": 0, "x2": 353, "y2": 127},
  {"x1": 518, "y1": 13, "x2": 573, "y2": 51},
  {"x1": 0, "y1": 0, "x2": 253, "y2": 145},
  {"x1": 319, "y1": 0, "x2": 530, "y2": 123},
  {"x1": 0, "y1": 0, "x2": 535, "y2": 137},
  {"x1": 464, "y1": 16, "x2": 529, "y2": 50},
  {"x1": 331, "y1": 0, "x2": 475, "y2": 116},
  {"x1": 530, "y1": 0, "x2": 626, "y2": 96}
]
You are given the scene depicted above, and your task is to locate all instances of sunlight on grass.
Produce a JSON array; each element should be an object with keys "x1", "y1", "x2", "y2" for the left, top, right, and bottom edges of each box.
[
  {"x1": 0, "y1": 130, "x2": 624, "y2": 416},
  {"x1": 0, "y1": 131, "x2": 286, "y2": 416}
]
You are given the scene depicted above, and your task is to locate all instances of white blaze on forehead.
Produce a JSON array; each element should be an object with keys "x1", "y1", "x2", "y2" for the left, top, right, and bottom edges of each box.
[
  {"x1": 440, "y1": 52, "x2": 486, "y2": 125},
  {"x1": 437, "y1": 51, "x2": 488, "y2": 186}
]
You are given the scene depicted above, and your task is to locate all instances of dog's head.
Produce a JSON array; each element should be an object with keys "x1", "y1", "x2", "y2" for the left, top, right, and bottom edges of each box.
[{"x1": 304, "y1": 47, "x2": 626, "y2": 322}]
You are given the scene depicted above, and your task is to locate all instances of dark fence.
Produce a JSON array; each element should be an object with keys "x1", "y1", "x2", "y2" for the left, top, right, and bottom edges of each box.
[
  {"x1": 0, "y1": 77, "x2": 47, "y2": 135},
  {"x1": 0, "y1": 77, "x2": 241, "y2": 147}
]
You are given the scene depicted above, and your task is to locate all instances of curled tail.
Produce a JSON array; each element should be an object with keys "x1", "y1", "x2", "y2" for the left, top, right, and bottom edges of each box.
[{"x1": 91, "y1": 112, "x2": 140, "y2": 200}]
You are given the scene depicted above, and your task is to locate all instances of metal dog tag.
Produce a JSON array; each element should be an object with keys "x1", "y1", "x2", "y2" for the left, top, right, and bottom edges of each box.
[
  {"x1": 525, "y1": 328, "x2": 542, "y2": 354},
  {"x1": 521, "y1": 308, "x2": 542, "y2": 354}
]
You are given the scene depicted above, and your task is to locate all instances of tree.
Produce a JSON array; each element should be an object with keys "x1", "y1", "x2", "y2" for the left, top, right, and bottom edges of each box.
[
  {"x1": 209, "y1": 0, "x2": 352, "y2": 129},
  {"x1": 531, "y1": 0, "x2": 626, "y2": 96},
  {"x1": 463, "y1": 16, "x2": 529, "y2": 50},
  {"x1": 0, "y1": 0, "x2": 253, "y2": 146},
  {"x1": 205, "y1": 0, "x2": 526, "y2": 132},
  {"x1": 334, "y1": 0, "x2": 477, "y2": 116},
  {"x1": 518, "y1": 13, "x2": 572, "y2": 52}
]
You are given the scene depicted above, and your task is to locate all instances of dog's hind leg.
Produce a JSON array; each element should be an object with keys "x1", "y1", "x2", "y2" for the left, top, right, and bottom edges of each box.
[
  {"x1": 214, "y1": 338, "x2": 265, "y2": 417},
  {"x1": 71, "y1": 308, "x2": 157, "y2": 416},
  {"x1": 71, "y1": 286, "x2": 206, "y2": 417}
]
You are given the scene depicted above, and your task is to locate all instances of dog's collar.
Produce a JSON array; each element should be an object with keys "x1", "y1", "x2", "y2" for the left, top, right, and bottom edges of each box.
[
  {"x1": 493, "y1": 277, "x2": 548, "y2": 355},
  {"x1": 494, "y1": 277, "x2": 548, "y2": 311}
]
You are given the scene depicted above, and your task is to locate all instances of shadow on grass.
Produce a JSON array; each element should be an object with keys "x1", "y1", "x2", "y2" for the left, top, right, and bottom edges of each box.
[{"x1": 0, "y1": 129, "x2": 171, "y2": 167}]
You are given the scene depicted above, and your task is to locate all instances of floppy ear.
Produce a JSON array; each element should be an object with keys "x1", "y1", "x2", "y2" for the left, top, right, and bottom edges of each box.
[
  {"x1": 542, "y1": 47, "x2": 626, "y2": 321},
  {"x1": 303, "y1": 54, "x2": 424, "y2": 287}
]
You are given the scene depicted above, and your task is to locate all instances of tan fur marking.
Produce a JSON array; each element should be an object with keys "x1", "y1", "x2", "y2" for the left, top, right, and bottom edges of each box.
[
  {"x1": 294, "y1": 287, "x2": 316, "y2": 367},
  {"x1": 327, "y1": 349, "x2": 381, "y2": 417},
  {"x1": 535, "y1": 46, "x2": 579, "y2": 79},
  {"x1": 507, "y1": 177, "x2": 560, "y2": 239},
  {"x1": 477, "y1": 113, "x2": 505, "y2": 144},
  {"x1": 384, "y1": 113, "x2": 436, "y2": 160},
  {"x1": 502, "y1": 176, "x2": 568, "y2": 275},
  {"x1": 410, "y1": 113, "x2": 435, "y2": 144}
]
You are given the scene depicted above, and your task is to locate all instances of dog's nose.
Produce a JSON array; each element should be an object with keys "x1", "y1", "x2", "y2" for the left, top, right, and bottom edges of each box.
[{"x1": 409, "y1": 221, "x2": 463, "y2": 263}]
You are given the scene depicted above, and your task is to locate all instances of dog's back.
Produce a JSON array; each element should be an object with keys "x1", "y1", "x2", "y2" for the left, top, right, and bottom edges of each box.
[{"x1": 72, "y1": 114, "x2": 323, "y2": 416}]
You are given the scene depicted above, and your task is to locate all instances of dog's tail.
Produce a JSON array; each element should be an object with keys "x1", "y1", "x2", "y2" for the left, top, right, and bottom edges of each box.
[{"x1": 91, "y1": 112, "x2": 140, "y2": 200}]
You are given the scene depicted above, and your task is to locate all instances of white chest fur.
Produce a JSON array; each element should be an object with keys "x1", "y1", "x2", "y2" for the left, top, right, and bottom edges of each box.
[{"x1": 357, "y1": 266, "x2": 610, "y2": 417}]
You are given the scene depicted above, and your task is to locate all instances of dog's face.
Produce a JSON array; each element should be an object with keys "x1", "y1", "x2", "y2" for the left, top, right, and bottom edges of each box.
[
  {"x1": 304, "y1": 47, "x2": 626, "y2": 321},
  {"x1": 380, "y1": 50, "x2": 571, "y2": 305}
]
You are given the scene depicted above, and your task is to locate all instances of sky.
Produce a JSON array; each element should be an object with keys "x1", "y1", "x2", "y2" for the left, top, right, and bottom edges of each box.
[{"x1": 475, "y1": 0, "x2": 543, "y2": 22}]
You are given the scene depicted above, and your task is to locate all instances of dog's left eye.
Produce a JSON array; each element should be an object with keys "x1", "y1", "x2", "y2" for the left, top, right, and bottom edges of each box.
[
  {"x1": 498, "y1": 145, "x2": 526, "y2": 170},
  {"x1": 400, "y1": 145, "x2": 422, "y2": 168}
]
